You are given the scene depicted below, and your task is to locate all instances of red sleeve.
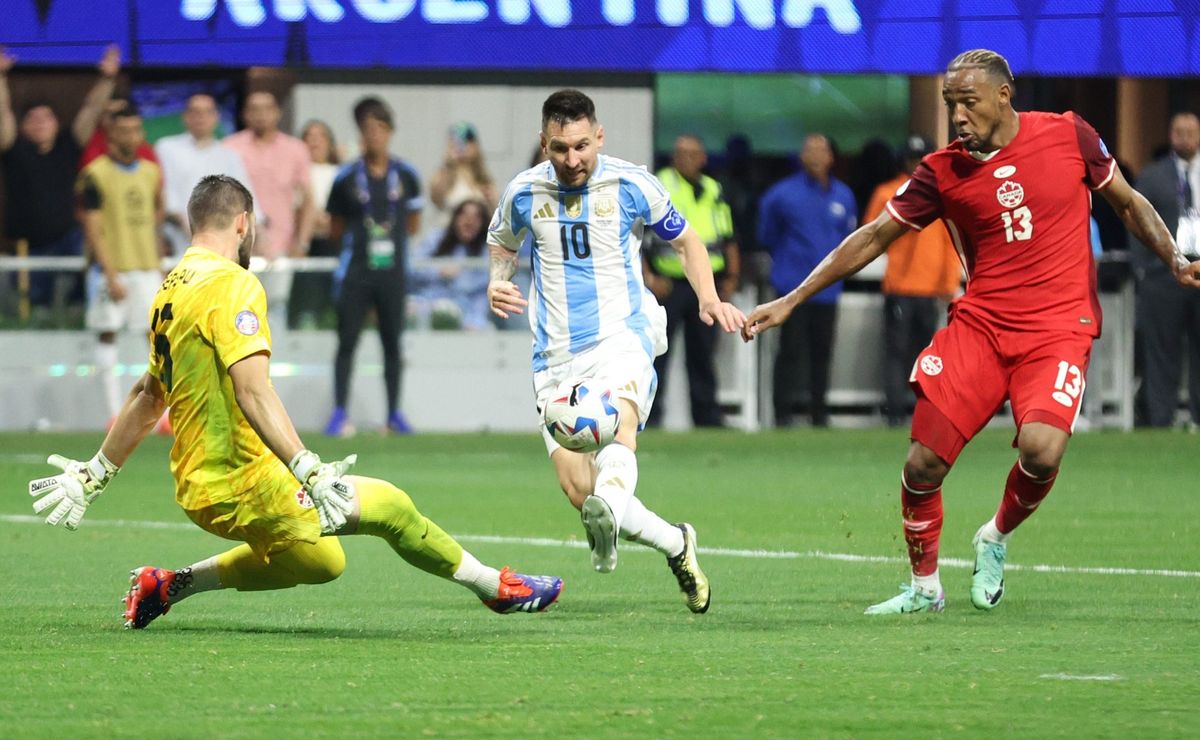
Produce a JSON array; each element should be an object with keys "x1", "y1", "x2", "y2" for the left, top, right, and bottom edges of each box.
[
  {"x1": 80, "y1": 130, "x2": 106, "y2": 169},
  {"x1": 886, "y1": 160, "x2": 942, "y2": 231},
  {"x1": 138, "y1": 142, "x2": 159, "y2": 164},
  {"x1": 1070, "y1": 112, "x2": 1116, "y2": 190}
]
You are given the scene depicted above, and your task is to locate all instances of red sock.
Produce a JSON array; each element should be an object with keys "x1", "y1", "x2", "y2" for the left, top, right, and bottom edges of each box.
[
  {"x1": 995, "y1": 460, "x2": 1056, "y2": 534},
  {"x1": 901, "y1": 475, "x2": 943, "y2": 577}
]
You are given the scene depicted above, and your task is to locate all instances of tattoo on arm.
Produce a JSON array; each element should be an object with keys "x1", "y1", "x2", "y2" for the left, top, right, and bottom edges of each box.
[
  {"x1": 1124, "y1": 191, "x2": 1186, "y2": 271},
  {"x1": 489, "y1": 244, "x2": 517, "y2": 282}
]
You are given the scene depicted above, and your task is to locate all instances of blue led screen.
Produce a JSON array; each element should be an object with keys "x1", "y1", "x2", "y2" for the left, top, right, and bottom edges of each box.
[{"x1": 0, "y1": 1, "x2": 1194, "y2": 76}]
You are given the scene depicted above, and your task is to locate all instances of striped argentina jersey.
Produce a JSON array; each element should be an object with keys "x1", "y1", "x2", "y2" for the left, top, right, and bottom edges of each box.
[{"x1": 488, "y1": 154, "x2": 688, "y2": 371}]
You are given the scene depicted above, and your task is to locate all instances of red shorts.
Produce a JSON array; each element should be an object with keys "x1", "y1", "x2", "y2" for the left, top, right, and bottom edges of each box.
[{"x1": 909, "y1": 311, "x2": 1093, "y2": 464}]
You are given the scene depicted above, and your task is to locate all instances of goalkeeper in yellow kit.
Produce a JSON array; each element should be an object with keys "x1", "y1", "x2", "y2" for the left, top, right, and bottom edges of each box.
[{"x1": 27, "y1": 175, "x2": 562, "y2": 628}]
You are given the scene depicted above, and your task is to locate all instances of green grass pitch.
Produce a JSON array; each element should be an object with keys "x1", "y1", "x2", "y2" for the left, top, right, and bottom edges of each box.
[{"x1": 1, "y1": 429, "x2": 1197, "y2": 737}]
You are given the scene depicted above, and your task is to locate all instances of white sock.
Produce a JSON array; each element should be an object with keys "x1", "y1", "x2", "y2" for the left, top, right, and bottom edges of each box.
[
  {"x1": 978, "y1": 517, "x2": 1011, "y2": 545},
  {"x1": 452, "y1": 550, "x2": 502, "y2": 599},
  {"x1": 96, "y1": 342, "x2": 120, "y2": 417},
  {"x1": 169, "y1": 557, "x2": 222, "y2": 604},
  {"x1": 593, "y1": 443, "x2": 637, "y2": 528},
  {"x1": 911, "y1": 570, "x2": 942, "y2": 597},
  {"x1": 619, "y1": 496, "x2": 684, "y2": 558}
]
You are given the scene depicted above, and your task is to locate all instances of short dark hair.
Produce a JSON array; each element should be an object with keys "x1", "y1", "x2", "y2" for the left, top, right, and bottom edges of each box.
[
  {"x1": 947, "y1": 49, "x2": 1015, "y2": 86},
  {"x1": 541, "y1": 89, "x2": 595, "y2": 130},
  {"x1": 188, "y1": 175, "x2": 254, "y2": 234},
  {"x1": 111, "y1": 104, "x2": 141, "y2": 122},
  {"x1": 353, "y1": 96, "x2": 393, "y2": 130},
  {"x1": 18, "y1": 99, "x2": 56, "y2": 122}
]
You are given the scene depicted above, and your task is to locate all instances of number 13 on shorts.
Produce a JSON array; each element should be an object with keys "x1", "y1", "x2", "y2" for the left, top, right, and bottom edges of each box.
[{"x1": 1051, "y1": 360, "x2": 1083, "y2": 408}]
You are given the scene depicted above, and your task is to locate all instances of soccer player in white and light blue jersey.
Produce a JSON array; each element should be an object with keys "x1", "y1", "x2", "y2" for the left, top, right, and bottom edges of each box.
[{"x1": 487, "y1": 90, "x2": 745, "y2": 613}]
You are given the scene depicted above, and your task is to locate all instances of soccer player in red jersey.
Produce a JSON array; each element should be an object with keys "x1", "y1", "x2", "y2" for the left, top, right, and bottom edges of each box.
[{"x1": 743, "y1": 49, "x2": 1200, "y2": 614}]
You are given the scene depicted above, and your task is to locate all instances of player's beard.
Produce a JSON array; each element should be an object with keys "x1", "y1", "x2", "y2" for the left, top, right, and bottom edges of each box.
[
  {"x1": 237, "y1": 224, "x2": 255, "y2": 270},
  {"x1": 553, "y1": 160, "x2": 591, "y2": 187}
]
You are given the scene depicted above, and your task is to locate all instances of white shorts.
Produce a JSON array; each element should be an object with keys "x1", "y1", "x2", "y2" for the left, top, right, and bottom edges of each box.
[
  {"x1": 534, "y1": 309, "x2": 667, "y2": 457},
  {"x1": 86, "y1": 267, "x2": 161, "y2": 334}
]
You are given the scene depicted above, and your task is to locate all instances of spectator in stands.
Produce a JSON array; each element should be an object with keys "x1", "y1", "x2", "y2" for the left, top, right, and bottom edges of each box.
[
  {"x1": 77, "y1": 105, "x2": 163, "y2": 426},
  {"x1": 644, "y1": 133, "x2": 740, "y2": 428},
  {"x1": 864, "y1": 136, "x2": 961, "y2": 427},
  {"x1": 429, "y1": 122, "x2": 498, "y2": 220},
  {"x1": 155, "y1": 92, "x2": 254, "y2": 254},
  {"x1": 1130, "y1": 111, "x2": 1200, "y2": 428},
  {"x1": 0, "y1": 45, "x2": 118, "y2": 315},
  {"x1": 411, "y1": 199, "x2": 492, "y2": 331},
  {"x1": 757, "y1": 133, "x2": 857, "y2": 427},
  {"x1": 289, "y1": 119, "x2": 341, "y2": 329},
  {"x1": 225, "y1": 91, "x2": 314, "y2": 326},
  {"x1": 80, "y1": 95, "x2": 157, "y2": 169},
  {"x1": 324, "y1": 97, "x2": 423, "y2": 436}
]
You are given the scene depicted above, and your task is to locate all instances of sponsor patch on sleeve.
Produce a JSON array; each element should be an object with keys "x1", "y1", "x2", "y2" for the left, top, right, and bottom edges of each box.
[{"x1": 235, "y1": 310, "x2": 260, "y2": 336}]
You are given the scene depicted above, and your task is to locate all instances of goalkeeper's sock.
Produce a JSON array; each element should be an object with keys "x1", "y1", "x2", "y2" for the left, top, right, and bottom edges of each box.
[
  {"x1": 452, "y1": 550, "x2": 502, "y2": 600},
  {"x1": 593, "y1": 443, "x2": 636, "y2": 528},
  {"x1": 619, "y1": 495, "x2": 684, "y2": 558},
  {"x1": 354, "y1": 478, "x2": 466, "y2": 582},
  {"x1": 167, "y1": 556, "x2": 222, "y2": 604},
  {"x1": 95, "y1": 342, "x2": 120, "y2": 418}
]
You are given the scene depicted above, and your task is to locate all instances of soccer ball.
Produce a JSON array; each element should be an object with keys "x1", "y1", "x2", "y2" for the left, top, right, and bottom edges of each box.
[{"x1": 543, "y1": 378, "x2": 620, "y2": 452}]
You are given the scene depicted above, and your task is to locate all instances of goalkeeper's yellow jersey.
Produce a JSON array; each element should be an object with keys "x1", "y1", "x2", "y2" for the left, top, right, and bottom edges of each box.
[{"x1": 147, "y1": 247, "x2": 292, "y2": 511}]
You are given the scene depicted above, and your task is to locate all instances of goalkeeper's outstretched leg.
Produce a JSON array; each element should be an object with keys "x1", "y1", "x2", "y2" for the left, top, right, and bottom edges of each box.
[{"x1": 123, "y1": 476, "x2": 562, "y2": 629}]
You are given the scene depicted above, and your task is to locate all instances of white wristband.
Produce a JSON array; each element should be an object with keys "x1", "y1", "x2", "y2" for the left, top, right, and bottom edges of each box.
[
  {"x1": 289, "y1": 449, "x2": 320, "y2": 483},
  {"x1": 87, "y1": 451, "x2": 119, "y2": 482}
]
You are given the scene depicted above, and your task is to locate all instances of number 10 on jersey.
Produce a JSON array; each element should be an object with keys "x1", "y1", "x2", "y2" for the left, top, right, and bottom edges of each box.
[{"x1": 560, "y1": 223, "x2": 591, "y2": 261}]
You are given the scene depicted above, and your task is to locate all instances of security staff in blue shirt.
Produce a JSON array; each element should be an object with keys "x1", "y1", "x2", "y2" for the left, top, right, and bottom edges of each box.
[{"x1": 757, "y1": 134, "x2": 857, "y2": 427}]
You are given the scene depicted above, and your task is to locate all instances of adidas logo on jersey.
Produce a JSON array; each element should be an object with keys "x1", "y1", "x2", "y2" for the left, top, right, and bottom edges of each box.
[{"x1": 533, "y1": 203, "x2": 556, "y2": 220}]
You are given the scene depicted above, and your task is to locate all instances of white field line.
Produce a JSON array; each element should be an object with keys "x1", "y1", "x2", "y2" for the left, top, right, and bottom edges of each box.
[
  {"x1": 1039, "y1": 673, "x2": 1124, "y2": 682},
  {"x1": 3, "y1": 514, "x2": 1199, "y2": 579}
]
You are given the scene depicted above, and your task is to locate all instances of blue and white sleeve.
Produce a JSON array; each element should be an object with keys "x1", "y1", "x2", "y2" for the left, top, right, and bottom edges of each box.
[
  {"x1": 632, "y1": 169, "x2": 688, "y2": 241},
  {"x1": 487, "y1": 181, "x2": 531, "y2": 253}
]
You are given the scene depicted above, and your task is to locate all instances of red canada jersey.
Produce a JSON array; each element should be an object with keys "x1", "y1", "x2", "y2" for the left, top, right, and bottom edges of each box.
[{"x1": 886, "y1": 111, "x2": 1115, "y2": 337}]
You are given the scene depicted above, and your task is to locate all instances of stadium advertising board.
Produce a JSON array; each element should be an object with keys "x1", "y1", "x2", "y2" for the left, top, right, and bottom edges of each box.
[{"x1": 1, "y1": 1, "x2": 1195, "y2": 76}]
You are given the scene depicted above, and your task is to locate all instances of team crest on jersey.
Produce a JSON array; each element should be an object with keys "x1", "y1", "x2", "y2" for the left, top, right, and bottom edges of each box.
[
  {"x1": 920, "y1": 355, "x2": 943, "y2": 376},
  {"x1": 593, "y1": 196, "x2": 615, "y2": 218},
  {"x1": 993, "y1": 165, "x2": 1016, "y2": 178},
  {"x1": 996, "y1": 180, "x2": 1024, "y2": 209},
  {"x1": 295, "y1": 487, "x2": 314, "y2": 509},
  {"x1": 564, "y1": 195, "x2": 583, "y2": 219},
  {"x1": 235, "y1": 310, "x2": 260, "y2": 336}
]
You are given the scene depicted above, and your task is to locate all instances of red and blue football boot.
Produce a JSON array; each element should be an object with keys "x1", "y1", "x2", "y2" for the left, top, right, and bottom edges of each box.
[
  {"x1": 483, "y1": 567, "x2": 563, "y2": 614},
  {"x1": 122, "y1": 566, "x2": 176, "y2": 629}
]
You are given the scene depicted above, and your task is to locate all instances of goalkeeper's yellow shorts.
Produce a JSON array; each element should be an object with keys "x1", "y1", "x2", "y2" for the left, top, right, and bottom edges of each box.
[{"x1": 183, "y1": 473, "x2": 321, "y2": 561}]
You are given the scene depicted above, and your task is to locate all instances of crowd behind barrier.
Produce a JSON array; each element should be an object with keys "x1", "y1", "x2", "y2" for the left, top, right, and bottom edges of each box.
[{"x1": 0, "y1": 49, "x2": 1195, "y2": 432}]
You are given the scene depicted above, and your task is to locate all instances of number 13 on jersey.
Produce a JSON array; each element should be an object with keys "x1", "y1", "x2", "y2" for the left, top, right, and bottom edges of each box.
[{"x1": 1001, "y1": 206, "x2": 1033, "y2": 243}]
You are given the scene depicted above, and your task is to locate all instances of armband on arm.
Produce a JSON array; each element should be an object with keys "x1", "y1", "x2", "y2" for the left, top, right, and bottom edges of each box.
[{"x1": 651, "y1": 206, "x2": 687, "y2": 241}]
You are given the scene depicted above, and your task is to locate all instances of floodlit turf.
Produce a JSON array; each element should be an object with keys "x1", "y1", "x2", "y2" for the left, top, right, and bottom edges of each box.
[{"x1": 1, "y1": 429, "x2": 1198, "y2": 737}]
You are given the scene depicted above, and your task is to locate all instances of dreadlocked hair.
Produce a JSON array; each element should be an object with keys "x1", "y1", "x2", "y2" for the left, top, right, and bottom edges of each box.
[{"x1": 947, "y1": 49, "x2": 1015, "y2": 85}]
